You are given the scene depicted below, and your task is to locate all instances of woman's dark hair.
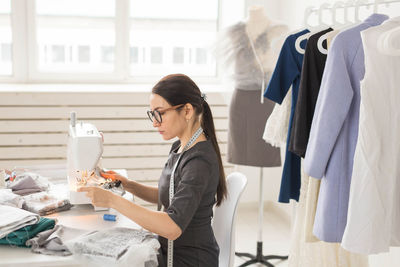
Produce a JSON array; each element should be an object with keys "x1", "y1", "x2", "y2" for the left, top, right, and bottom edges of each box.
[{"x1": 152, "y1": 73, "x2": 227, "y2": 206}]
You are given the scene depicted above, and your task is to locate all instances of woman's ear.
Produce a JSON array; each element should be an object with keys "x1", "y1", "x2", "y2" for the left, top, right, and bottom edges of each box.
[{"x1": 184, "y1": 103, "x2": 194, "y2": 120}]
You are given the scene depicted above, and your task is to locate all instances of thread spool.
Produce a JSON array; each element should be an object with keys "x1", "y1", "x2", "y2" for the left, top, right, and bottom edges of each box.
[{"x1": 103, "y1": 214, "x2": 117, "y2": 221}]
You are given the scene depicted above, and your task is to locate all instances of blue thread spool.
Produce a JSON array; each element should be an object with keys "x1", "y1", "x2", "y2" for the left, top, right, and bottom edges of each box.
[{"x1": 103, "y1": 214, "x2": 117, "y2": 221}]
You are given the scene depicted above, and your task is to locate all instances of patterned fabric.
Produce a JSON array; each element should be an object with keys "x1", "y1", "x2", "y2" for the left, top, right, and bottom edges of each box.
[{"x1": 65, "y1": 227, "x2": 159, "y2": 266}]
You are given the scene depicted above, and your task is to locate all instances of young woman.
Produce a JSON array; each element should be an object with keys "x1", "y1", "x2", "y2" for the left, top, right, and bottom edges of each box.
[{"x1": 79, "y1": 74, "x2": 227, "y2": 266}]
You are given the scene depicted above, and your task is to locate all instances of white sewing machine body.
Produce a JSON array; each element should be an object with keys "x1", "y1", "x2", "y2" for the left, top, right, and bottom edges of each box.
[{"x1": 67, "y1": 112, "x2": 103, "y2": 205}]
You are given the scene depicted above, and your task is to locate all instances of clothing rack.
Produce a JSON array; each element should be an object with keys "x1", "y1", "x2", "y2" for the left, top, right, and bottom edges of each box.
[{"x1": 304, "y1": 0, "x2": 400, "y2": 26}]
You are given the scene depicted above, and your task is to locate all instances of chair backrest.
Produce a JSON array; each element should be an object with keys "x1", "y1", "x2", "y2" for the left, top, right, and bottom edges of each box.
[{"x1": 212, "y1": 172, "x2": 247, "y2": 267}]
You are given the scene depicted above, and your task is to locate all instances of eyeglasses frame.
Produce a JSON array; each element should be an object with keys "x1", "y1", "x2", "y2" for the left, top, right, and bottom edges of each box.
[{"x1": 147, "y1": 104, "x2": 185, "y2": 124}]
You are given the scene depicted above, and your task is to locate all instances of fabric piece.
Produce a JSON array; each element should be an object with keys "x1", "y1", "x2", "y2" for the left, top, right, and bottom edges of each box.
[
  {"x1": 0, "y1": 189, "x2": 24, "y2": 208},
  {"x1": 158, "y1": 140, "x2": 219, "y2": 267},
  {"x1": 26, "y1": 224, "x2": 89, "y2": 256},
  {"x1": 0, "y1": 204, "x2": 40, "y2": 239},
  {"x1": 263, "y1": 87, "x2": 292, "y2": 148},
  {"x1": 227, "y1": 88, "x2": 281, "y2": 166},
  {"x1": 288, "y1": 28, "x2": 333, "y2": 158},
  {"x1": 304, "y1": 14, "x2": 389, "y2": 242},
  {"x1": 7, "y1": 172, "x2": 50, "y2": 196},
  {"x1": 326, "y1": 29, "x2": 341, "y2": 48},
  {"x1": 288, "y1": 168, "x2": 369, "y2": 267},
  {"x1": 303, "y1": 176, "x2": 320, "y2": 243},
  {"x1": 65, "y1": 227, "x2": 159, "y2": 267},
  {"x1": 342, "y1": 16, "x2": 400, "y2": 255},
  {"x1": 301, "y1": 29, "x2": 338, "y2": 243},
  {"x1": 264, "y1": 29, "x2": 310, "y2": 203},
  {"x1": 0, "y1": 217, "x2": 55, "y2": 247},
  {"x1": 22, "y1": 191, "x2": 72, "y2": 216}
]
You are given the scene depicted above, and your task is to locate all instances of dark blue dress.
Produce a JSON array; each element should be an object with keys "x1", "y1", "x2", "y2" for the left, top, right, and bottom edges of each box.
[{"x1": 263, "y1": 29, "x2": 309, "y2": 203}]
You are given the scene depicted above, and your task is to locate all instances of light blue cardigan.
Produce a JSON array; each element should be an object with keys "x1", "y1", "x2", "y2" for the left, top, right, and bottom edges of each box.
[{"x1": 304, "y1": 14, "x2": 388, "y2": 243}]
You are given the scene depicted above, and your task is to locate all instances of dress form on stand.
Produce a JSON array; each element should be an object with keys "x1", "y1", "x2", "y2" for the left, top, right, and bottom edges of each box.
[{"x1": 234, "y1": 7, "x2": 289, "y2": 267}]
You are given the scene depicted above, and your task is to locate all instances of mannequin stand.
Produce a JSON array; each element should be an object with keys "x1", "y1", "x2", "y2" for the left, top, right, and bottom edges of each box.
[{"x1": 235, "y1": 168, "x2": 288, "y2": 267}]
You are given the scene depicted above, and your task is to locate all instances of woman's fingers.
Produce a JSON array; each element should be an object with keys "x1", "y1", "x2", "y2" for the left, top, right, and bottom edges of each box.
[
  {"x1": 77, "y1": 186, "x2": 94, "y2": 199},
  {"x1": 77, "y1": 187, "x2": 89, "y2": 192},
  {"x1": 100, "y1": 171, "x2": 116, "y2": 179}
]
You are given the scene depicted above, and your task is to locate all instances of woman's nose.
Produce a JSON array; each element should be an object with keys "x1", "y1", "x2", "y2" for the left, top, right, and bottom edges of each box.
[{"x1": 152, "y1": 119, "x2": 160, "y2": 127}]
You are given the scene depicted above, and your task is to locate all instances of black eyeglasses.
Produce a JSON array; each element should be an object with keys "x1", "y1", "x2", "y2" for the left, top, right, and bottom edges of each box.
[{"x1": 147, "y1": 104, "x2": 184, "y2": 124}]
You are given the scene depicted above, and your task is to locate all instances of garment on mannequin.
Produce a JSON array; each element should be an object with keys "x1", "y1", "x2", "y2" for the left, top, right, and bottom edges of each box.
[{"x1": 217, "y1": 5, "x2": 288, "y2": 167}]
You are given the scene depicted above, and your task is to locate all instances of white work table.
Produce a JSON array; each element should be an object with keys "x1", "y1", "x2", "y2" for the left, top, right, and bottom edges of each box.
[
  {"x1": 0, "y1": 192, "x2": 150, "y2": 267},
  {"x1": 0, "y1": 173, "x2": 157, "y2": 267},
  {"x1": 0, "y1": 196, "x2": 148, "y2": 267}
]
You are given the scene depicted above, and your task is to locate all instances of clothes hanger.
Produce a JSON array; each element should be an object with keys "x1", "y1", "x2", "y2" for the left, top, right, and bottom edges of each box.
[
  {"x1": 373, "y1": 0, "x2": 390, "y2": 13},
  {"x1": 295, "y1": 3, "x2": 331, "y2": 54},
  {"x1": 317, "y1": 1, "x2": 348, "y2": 55},
  {"x1": 344, "y1": 0, "x2": 354, "y2": 24},
  {"x1": 355, "y1": 0, "x2": 369, "y2": 22},
  {"x1": 377, "y1": 25, "x2": 400, "y2": 56},
  {"x1": 317, "y1": 0, "x2": 368, "y2": 54},
  {"x1": 332, "y1": 1, "x2": 346, "y2": 29},
  {"x1": 294, "y1": 7, "x2": 315, "y2": 54}
]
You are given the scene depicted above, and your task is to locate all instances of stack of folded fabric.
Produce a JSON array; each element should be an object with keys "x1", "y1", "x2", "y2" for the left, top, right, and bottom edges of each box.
[
  {"x1": 4, "y1": 171, "x2": 72, "y2": 215},
  {"x1": 0, "y1": 189, "x2": 24, "y2": 208},
  {"x1": 0, "y1": 205, "x2": 55, "y2": 247},
  {"x1": 22, "y1": 191, "x2": 73, "y2": 216}
]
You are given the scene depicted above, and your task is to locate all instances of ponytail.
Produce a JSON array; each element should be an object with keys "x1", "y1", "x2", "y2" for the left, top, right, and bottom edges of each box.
[
  {"x1": 152, "y1": 74, "x2": 227, "y2": 206},
  {"x1": 201, "y1": 100, "x2": 227, "y2": 206}
]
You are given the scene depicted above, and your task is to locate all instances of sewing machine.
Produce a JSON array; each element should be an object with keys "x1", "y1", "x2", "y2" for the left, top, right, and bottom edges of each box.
[{"x1": 67, "y1": 111, "x2": 104, "y2": 204}]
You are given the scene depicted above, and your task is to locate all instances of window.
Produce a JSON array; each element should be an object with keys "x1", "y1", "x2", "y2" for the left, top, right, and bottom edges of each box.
[
  {"x1": 130, "y1": 46, "x2": 138, "y2": 63},
  {"x1": 1, "y1": 43, "x2": 11, "y2": 62},
  {"x1": 51, "y1": 45, "x2": 65, "y2": 63},
  {"x1": 101, "y1": 46, "x2": 115, "y2": 64},
  {"x1": 173, "y1": 47, "x2": 184, "y2": 64},
  {"x1": 150, "y1": 47, "x2": 163, "y2": 64},
  {"x1": 35, "y1": 0, "x2": 115, "y2": 73},
  {"x1": 78, "y1": 45, "x2": 90, "y2": 63},
  {"x1": 0, "y1": 0, "x2": 227, "y2": 82},
  {"x1": 196, "y1": 48, "x2": 207, "y2": 65},
  {"x1": 0, "y1": 0, "x2": 12, "y2": 75},
  {"x1": 129, "y1": 0, "x2": 218, "y2": 77}
]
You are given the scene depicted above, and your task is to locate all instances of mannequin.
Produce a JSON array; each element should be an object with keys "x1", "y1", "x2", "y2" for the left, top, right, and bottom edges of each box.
[
  {"x1": 246, "y1": 6, "x2": 272, "y2": 44},
  {"x1": 219, "y1": 5, "x2": 289, "y2": 267},
  {"x1": 220, "y1": 5, "x2": 288, "y2": 168},
  {"x1": 245, "y1": 6, "x2": 282, "y2": 75}
]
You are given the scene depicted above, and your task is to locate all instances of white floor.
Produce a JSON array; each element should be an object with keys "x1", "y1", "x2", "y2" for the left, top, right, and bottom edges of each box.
[
  {"x1": 234, "y1": 202, "x2": 291, "y2": 267},
  {"x1": 233, "y1": 202, "x2": 400, "y2": 267}
]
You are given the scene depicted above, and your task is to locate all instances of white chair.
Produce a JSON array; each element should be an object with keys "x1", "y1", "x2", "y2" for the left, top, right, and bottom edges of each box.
[{"x1": 212, "y1": 172, "x2": 247, "y2": 267}]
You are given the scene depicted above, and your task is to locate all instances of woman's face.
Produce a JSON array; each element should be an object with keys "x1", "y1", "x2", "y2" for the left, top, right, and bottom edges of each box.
[{"x1": 149, "y1": 93, "x2": 187, "y2": 140}]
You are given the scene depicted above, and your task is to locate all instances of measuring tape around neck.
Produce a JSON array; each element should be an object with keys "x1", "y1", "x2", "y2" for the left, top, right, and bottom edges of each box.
[{"x1": 167, "y1": 126, "x2": 203, "y2": 267}]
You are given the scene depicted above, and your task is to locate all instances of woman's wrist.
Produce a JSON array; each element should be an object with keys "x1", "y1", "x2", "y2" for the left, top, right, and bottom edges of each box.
[
  {"x1": 123, "y1": 179, "x2": 135, "y2": 193},
  {"x1": 109, "y1": 192, "x2": 121, "y2": 209}
]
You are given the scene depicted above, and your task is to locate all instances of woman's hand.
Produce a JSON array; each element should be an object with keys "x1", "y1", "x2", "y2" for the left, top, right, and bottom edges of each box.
[
  {"x1": 77, "y1": 186, "x2": 115, "y2": 208},
  {"x1": 100, "y1": 170, "x2": 129, "y2": 185}
]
